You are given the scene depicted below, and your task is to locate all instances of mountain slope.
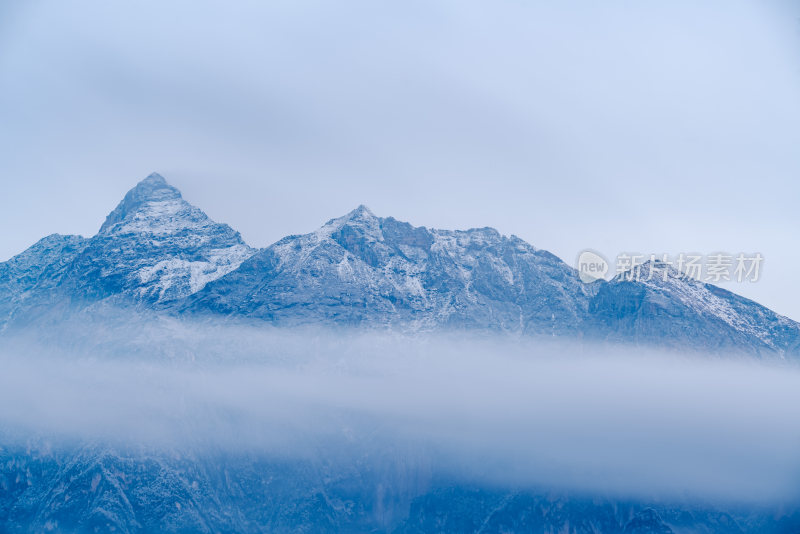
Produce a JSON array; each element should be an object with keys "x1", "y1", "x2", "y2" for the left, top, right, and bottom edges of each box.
[
  {"x1": 587, "y1": 261, "x2": 800, "y2": 357},
  {"x1": 68, "y1": 173, "x2": 254, "y2": 304},
  {"x1": 182, "y1": 205, "x2": 594, "y2": 334},
  {"x1": 0, "y1": 233, "x2": 88, "y2": 331},
  {"x1": 0, "y1": 173, "x2": 255, "y2": 328},
  {"x1": 2, "y1": 443, "x2": 794, "y2": 534}
]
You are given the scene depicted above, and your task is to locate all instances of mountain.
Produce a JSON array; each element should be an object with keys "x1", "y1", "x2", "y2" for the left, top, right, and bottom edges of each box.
[
  {"x1": 587, "y1": 261, "x2": 800, "y2": 357},
  {"x1": 179, "y1": 202, "x2": 800, "y2": 358},
  {"x1": 0, "y1": 173, "x2": 254, "y2": 329},
  {"x1": 3, "y1": 442, "x2": 797, "y2": 534},
  {"x1": 0, "y1": 233, "x2": 89, "y2": 330},
  {"x1": 1, "y1": 172, "x2": 799, "y2": 358},
  {"x1": 181, "y1": 205, "x2": 594, "y2": 335}
]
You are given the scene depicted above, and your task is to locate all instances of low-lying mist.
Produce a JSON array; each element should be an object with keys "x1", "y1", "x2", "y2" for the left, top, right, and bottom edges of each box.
[{"x1": 1, "y1": 315, "x2": 799, "y2": 506}]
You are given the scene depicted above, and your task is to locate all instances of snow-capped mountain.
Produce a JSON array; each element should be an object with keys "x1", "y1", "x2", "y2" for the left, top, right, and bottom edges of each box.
[
  {"x1": 84, "y1": 173, "x2": 254, "y2": 302},
  {"x1": 587, "y1": 261, "x2": 800, "y2": 357},
  {"x1": 0, "y1": 173, "x2": 254, "y2": 329},
  {"x1": 182, "y1": 204, "x2": 593, "y2": 334},
  {"x1": 181, "y1": 198, "x2": 800, "y2": 357},
  {"x1": 1, "y1": 172, "x2": 799, "y2": 357}
]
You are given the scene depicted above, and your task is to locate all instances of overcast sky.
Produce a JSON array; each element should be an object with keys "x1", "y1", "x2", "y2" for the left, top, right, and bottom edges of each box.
[{"x1": 1, "y1": 0, "x2": 799, "y2": 319}]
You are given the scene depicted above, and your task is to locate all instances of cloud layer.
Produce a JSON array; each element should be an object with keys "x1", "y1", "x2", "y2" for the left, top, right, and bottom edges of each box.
[{"x1": 2, "y1": 320, "x2": 799, "y2": 504}]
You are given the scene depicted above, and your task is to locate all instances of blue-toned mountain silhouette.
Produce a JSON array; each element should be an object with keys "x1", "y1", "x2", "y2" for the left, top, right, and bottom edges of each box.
[{"x1": 1, "y1": 173, "x2": 797, "y2": 357}]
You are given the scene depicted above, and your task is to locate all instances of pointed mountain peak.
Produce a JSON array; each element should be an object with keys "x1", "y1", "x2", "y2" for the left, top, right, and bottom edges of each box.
[
  {"x1": 338, "y1": 204, "x2": 376, "y2": 221},
  {"x1": 345, "y1": 204, "x2": 377, "y2": 221},
  {"x1": 140, "y1": 171, "x2": 169, "y2": 186},
  {"x1": 128, "y1": 172, "x2": 182, "y2": 201},
  {"x1": 315, "y1": 204, "x2": 384, "y2": 245},
  {"x1": 99, "y1": 173, "x2": 198, "y2": 234},
  {"x1": 322, "y1": 204, "x2": 379, "y2": 228}
]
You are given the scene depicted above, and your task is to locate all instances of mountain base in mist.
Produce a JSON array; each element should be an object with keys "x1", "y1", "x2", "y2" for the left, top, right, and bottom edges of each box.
[
  {"x1": 2, "y1": 443, "x2": 799, "y2": 534},
  {"x1": 2, "y1": 321, "x2": 800, "y2": 533}
]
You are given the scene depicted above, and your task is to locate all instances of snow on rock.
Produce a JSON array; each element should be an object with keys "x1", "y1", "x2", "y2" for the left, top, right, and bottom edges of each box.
[
  {"x1": 589, "y1": 260, "x2": 800, "y2": 357},
  {"x1": 81, "y1": 173, "x2": 256, "y2": 304},
  {"x1": 184, "y1": 204, "x2": 594, "y2": 334},
  {"x1": 0, "y1": 174, "x2": 256, "y2": 327},
  {"x1": 1, "y1": 175, "x2": 799, "y2": 358}
]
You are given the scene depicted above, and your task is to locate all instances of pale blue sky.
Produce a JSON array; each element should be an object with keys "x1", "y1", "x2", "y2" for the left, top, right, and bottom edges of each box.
[{"x1": 1, "y1": 0, "x2": 799, "y2": 318}]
